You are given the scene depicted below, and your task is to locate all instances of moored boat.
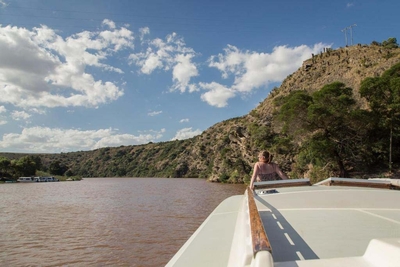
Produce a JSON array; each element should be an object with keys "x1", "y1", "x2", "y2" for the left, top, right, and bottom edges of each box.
[
  {"x1": 16, "y1": 176, "x2": 59, "y2": 182},
  {"x1": 43, "y1": 176, "x2": 59, "y2": 182},
  {"x1": 17, "y1": 177, "x2": 38, "y2": 183},
  {"x1": 166, "y1": 178, "x2": 400, "y2": 267}
]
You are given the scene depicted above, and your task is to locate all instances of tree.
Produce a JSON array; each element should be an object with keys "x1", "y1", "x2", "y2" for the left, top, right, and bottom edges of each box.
[
  {"x1": 65, "y1": 169, "x2": 74, "y2": 177},
  {"x1": 0, "y1": 157, "x2": 11, "y2": 177},
  {"x1": 276, "y1": 82, "x2": 366, "y2": 177},
  {"x1": 360, "y1": 62, "x2": 400, "y2": 172},
  {"x1": 12, "y1": 156, "x2": 37, "y2": 177},
  {"x1": 49, "y1": 160, "x2": 68, "y2": 175},
  {"x1": 275, "y1": 90, "x2": 313, "y2": 138},
  {"x1": 382, "y1": 37, "x2": 398, "y2": 49}
]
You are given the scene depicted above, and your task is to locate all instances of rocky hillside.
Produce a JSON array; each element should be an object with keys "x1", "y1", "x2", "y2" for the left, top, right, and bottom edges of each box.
[
  {"x1": 257, "y1": 44, "x2": 400, "y2": 117},
  {"x1": 2, "y1": 42, "x2": 400, "y2": 182}
]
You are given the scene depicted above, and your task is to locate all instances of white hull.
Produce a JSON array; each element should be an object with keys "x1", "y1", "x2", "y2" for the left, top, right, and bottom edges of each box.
[
  {"x1": 17, "y1": 177, "x2": 38, "y2": 183},
  {"x1": 17, "y1": 176, "x2": 59, "y2": 182}
]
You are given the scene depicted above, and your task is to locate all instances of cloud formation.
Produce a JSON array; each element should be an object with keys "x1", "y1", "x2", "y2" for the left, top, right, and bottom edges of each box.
[
  {"x1": 171, "y1": 127, "x2": 202, "y2": 140},
  {"x1": 129, "y1": 32, "x2": 198, "y2": 93},
  {"x1": 0, "y1": 21, "x2": 133, "y2": 109},
  {"x1": 201, "y1": 43, "x2": 328, "y2": 107},
  {"x1": 1, "y1": 21, "x2": 328, "y2": 112},
  {"x1": 11, "y1": 110, "x2": 31, "y2": 121},
  {"x1": 148, "y1": 110, "x2": 163, "y2": 116},
  {"x1": 0, "y1": 0, "x2": 7, "y2": 7},
  {"x1": 0, "y1": 127, "x2": 165, "y2": 153},
  {"x1": 199, "y1": 82, "x2": 235, "y2": 108}
]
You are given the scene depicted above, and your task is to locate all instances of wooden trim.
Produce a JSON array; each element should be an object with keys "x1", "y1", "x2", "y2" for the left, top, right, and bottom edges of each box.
[
  {"x1": 247, "y1": 187, "x2": 272, "y2": 257},
  {"x1": 319, "y1": 180, "x2": 391, "y2": 189}
]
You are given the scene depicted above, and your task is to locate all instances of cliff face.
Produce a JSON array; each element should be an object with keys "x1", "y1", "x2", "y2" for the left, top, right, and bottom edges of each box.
[{"x1": 2, "y1": 45, "x2": 400, "y2": 181}]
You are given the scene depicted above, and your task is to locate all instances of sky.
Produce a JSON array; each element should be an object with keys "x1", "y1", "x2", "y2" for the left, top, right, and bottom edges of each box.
[{"x1": 0, "y1": 0, "x2": 398, "y2": 153}]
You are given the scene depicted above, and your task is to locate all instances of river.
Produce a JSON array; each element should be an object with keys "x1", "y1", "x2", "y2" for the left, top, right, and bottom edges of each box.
[{"x1": 0, "y1": 178, "x2": 246, "y2": 266}]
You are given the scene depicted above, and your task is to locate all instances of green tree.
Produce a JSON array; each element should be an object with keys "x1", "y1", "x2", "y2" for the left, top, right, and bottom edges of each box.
[
  {"x1": 360, "y1": 62, "x2": 400, "y2": 172},
  {"x1": 277, "y1": 82, "x2": 364, "y2": 177},
  {"x1": 275, "y1": 90, "x2": 313, "y2": 138},
  {"x1": 0, "y1": 157, "x2": 11, "y2": 177},
  {"x1": 382, "y1": 37, "x2": 398, "y2": 49},
  {"x1": 49, "y1": 160, "x2": 68, "y2": 175},
  {"x1": 12, "y1": 156, "x2": 37, "y2": 177},
  {"x1": 65, "y1": 169, "x2": 74, "y2": 177}
]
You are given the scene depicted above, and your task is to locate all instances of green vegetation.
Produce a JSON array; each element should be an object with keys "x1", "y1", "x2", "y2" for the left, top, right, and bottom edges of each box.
[
  {"x1": 273, "y1": 63, "x2": 400, "y2": 182},
  {"x1": 0, "y1": 155, "x2": 83, "y2": 181},
  {"x1": 360, "y1": 62, "x2": 400, "y2": 173},
  {"x1": 0, "y1": 155, "x2": 41, "y2": 179}
]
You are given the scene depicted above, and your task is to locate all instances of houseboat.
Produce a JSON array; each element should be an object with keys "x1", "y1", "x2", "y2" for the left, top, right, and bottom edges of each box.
[
  {"x1": 17, "y1": 176, "x2": 59, "y2": 182},
  {"x1": 17, "y1": 177, "x2": 39, "y2": 183}
]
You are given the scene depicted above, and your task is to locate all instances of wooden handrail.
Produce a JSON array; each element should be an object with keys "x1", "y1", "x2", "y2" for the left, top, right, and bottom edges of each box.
[
  {"x1": 247, "y1": 187, "x2": 272, "y2": 257},
  {"x1": 317, "y1": 178, "x2": 392, "y2": 189}
]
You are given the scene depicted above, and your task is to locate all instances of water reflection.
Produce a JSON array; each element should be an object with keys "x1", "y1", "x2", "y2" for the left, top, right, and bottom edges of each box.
[{"x1": 0, "y1": 178, "x2": 246, "y2": 266}]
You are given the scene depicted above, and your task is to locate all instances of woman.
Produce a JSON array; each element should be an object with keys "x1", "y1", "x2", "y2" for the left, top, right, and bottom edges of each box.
[{"x1": 250, "y1": 150, "x2": 288, "y2": 190}]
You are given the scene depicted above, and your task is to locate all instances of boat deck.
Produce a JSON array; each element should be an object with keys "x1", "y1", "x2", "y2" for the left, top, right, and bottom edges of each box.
[
  {"x1": 166, "y1": 195, "x2": 244, "y2": 267},
  {"x1": 167, "y1": 179, "x2": 400, "y2": 267},
  {"x1": 255, "y1": 185, "x2": 400, "y2": 264}
]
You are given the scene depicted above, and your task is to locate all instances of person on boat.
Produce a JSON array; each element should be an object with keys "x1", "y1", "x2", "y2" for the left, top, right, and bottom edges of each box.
[{"x1": 250, "y1": 150, "x2": 288, "y2": 190}]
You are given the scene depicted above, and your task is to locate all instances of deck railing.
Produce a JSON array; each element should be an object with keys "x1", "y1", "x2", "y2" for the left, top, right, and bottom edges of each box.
[
  {"x1": 315, "y1": 177, "x2": 393, "y2": 189},
  {"x1": 247, "y1": 187, "x2": 272, "y2": 256}
]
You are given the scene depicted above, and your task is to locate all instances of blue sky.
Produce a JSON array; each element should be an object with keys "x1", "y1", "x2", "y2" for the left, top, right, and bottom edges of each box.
[{"x1": 0, "y1": 0, "x2": 398, "y2": 153}]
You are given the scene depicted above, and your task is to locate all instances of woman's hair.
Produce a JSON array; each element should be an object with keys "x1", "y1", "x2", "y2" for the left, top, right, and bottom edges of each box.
[{"x1": 259, "y1": 150, "x2": 273, "y2": 164}]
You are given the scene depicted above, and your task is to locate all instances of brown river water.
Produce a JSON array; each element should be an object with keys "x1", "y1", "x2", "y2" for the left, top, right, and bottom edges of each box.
[{"x1": 0, "y1": 178, "x2": 246, "y2": 266}]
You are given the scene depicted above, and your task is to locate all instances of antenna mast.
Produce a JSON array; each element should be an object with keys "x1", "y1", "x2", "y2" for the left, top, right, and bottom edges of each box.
[
  {"x1": 347, "y1": 24, "x2": 357, "y2": 45},
  {"x1": 341, "y1": 27, "x2": 348, "y2": 46}
]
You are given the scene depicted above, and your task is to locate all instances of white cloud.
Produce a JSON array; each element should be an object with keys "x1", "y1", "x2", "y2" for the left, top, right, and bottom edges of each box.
[
  {"x1": 0, "y1": 22, "x2": 134, "y2": 109},
  {"x1": 139, "y1": 27, "x2": 150, "y2": 41},
  {"x1": 11, "y1": 110, "x2": 31, "y2": 121},
  {"x1": 0, "y1": 105, "x2": 6, "y2": 125},
  {"x1": 180, "y1": 118, "x2": 189, "y2": 123},
  {"x1": 148, "y1": 110, "x2": 162, "y2": 116},
  {"x1": 129, "y1": 32, "x2": 198, "y2": 92},
  {"x1": 199, "y1": 82, "x2": 235, "y2": 108},
  {"x1": 209, "y1": 43, "x2": 327, "y2": 93},
  {"x1": 0, "y1": 127, "x2": 165, "y2": 153},
  {"x1": 208, "y1": 45, "x2": 245, "y2": 79},
  {"x1": 0, "y1": 0, "x2": 8, "y2": 8},
  {"x1": 29, "y1": 108, "x2": 46, "y2": 115},
  {"x1": 171, "y1": 127, "x2": 202, "y2": 140},
  {"x1": 171, "y1": 54, "x2": 198, "y2": 93},
  {"x1": 102, "y1": 19, "x2": 116, "y2": 29},
  {"x1": 201, "y1": 43, "x2": 328, "y2": 107},
  {"x1": 347, "y1": 3, "x2": 354, "y2": 8}
]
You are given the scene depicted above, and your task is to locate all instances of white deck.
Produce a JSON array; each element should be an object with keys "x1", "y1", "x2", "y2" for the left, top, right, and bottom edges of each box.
[
  {"x1": 166, "y1": 195, "x2": 244, "y2": 267},
  {"x1": 255, "y1": 185, "x2": 400, "y2": 263},
  {"x1": 167, "y1": 179, "x2": 400, "y2": 267}
]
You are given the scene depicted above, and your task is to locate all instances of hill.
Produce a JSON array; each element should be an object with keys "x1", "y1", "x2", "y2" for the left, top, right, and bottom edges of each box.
[{"x1": 2, "y1": 41, "x2": 400, "y2": 182}]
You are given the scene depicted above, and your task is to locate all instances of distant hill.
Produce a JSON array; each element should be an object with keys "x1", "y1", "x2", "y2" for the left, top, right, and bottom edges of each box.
[{"x1": 2, "y1": 42, "x2": 400, "y2": 182}]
